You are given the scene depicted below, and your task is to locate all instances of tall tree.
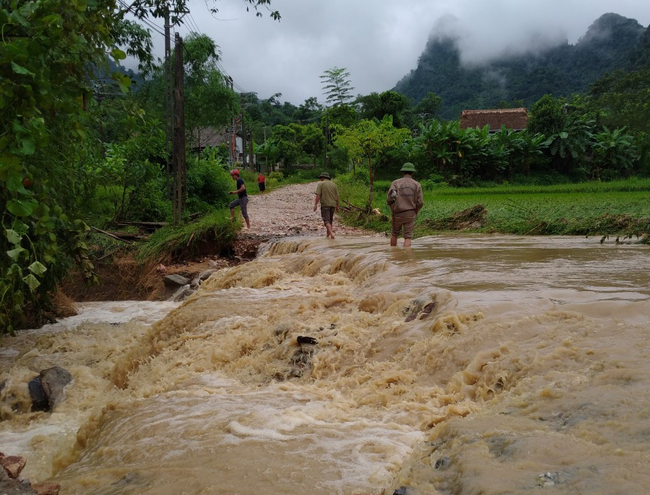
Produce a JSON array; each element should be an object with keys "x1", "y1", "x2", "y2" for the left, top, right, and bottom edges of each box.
[
  {"x1": 334, "y1": 117, "x2": 410, "y2": 208},
  {"x1": 357, "y1": 90, "x2": 411, "y2": 127},
  {"x1": 182, "y1": 34, "x2": 240, "y2": 143},
  {"x1": 320, "y1": 67, "x2": 355, "y2": 107}
]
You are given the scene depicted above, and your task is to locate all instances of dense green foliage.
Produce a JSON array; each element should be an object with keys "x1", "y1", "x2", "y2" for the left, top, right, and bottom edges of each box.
[
  {"x1": 0, "y1": 0, "x2": 278, "y2": 332},
  {"x1": 1, "y1": 0, "x2": 124, "y2": 332},
  {"x1": 395, "y1": 14, "x2": 646, "y2": 120}
]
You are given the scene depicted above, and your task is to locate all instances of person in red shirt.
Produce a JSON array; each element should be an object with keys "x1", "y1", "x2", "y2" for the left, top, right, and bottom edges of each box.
[{"x1": 257, "y1": 172, "x2": 266, "y2": 193}]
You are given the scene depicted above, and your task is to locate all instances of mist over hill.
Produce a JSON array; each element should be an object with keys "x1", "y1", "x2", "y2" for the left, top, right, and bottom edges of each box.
[{"x1": 394, "y1": 13, "x2": 646, "y2": 120}]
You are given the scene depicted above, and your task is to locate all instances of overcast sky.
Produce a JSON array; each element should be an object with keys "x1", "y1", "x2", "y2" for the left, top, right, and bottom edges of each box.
[{"x1": 148, "y1": 0, "x2": 650, "y2": 105}]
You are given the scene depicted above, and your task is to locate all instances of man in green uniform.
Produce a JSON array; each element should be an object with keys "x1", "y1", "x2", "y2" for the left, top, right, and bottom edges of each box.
[
  {"x1": 387, "y1": 162, "x2": 424, "y2": 248},
  {"x1": 313, "y1": 172, "x2": 339, "y2": 239}
]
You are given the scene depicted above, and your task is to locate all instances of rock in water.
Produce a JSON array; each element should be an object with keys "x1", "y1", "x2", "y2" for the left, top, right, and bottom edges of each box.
[
  {"x1": 0, "y1": 462, "x2": 32, "y2": 494},
  {"x1": 29, "y1": 367, "x2": 72, "y2": 412},
  {"x1": 40, "y1": 367, "x2": 72, "y2": 410},
  {"x1": 0, "y1": 453, "x2": 26, "y2": 479},
  {"x1": 171, "y1": 284, "x2": 194, "y2": 302},
  {"x1": 191, "y1": 269, "x2": 218, "y2": 288},
  {"x1": 28, "y1": 377, "x2": 48, "y2": 412},
  {"x1": 163, "y1": 274, "x2": 190, "y2": 288}
]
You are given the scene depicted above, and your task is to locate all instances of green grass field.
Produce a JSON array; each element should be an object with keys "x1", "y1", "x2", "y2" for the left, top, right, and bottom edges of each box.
[{"x1": 338, "y1": 178, "x2": 650, "y2": 240}]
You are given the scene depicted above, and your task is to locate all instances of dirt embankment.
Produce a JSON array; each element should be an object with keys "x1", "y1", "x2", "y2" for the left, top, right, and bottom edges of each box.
[{"x1": 60, "y1": 182, "x2": 368, "y2": 303}]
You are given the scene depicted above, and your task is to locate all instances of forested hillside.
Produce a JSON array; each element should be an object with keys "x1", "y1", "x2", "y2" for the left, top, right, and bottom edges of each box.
[{"x1": 395, "y1": 13, "x2": 646, "y2": 119}]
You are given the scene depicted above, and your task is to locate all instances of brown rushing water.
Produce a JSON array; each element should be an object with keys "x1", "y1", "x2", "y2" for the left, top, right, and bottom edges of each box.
[{"x1": 1, "y1": 235, "x2": 649, "y2": 494}]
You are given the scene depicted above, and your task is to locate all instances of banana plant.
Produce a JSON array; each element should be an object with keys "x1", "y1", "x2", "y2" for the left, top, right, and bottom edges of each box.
[{"x1": 592, "y1": 126, "x2": 638, "y2": 179}]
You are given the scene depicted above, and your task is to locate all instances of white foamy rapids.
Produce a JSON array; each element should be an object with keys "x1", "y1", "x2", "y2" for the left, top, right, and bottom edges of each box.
[{"x1": 1, "y1": 235, "x2": 649, "y2": 494}]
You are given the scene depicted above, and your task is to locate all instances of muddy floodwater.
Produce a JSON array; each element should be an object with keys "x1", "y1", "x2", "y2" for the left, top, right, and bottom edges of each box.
[{"x1": 1, "y1": 235, "x2": 649, "y2": 494}]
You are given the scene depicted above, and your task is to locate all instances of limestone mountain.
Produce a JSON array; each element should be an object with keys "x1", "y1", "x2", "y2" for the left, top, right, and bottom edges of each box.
[{"x1": 395, "y1": 13, "x2": 646, "y2": 120}]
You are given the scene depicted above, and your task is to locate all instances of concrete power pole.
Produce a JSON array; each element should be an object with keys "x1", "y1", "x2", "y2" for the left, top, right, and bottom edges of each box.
[
  {"x1": 249, "y1": 130, "x2": 255, "y2": 172},
  {"x1": 172, "y1": 32, "x2": 186, "y2": 225},
  {"x1": 164, "y1": 11, "x2": 172, "y2": 178},
  {"x1": 228, "y1": 77, "x2": 235, "y2": 166},
  {"x1": 241, "y1": 111, "x2": 246, "y2": 168}
]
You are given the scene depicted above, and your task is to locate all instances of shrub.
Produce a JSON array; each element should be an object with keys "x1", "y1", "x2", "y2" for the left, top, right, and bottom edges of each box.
[
  {"x1": 127, "y1": 176, "x2": 171, "y2": 221},
  {"x1": 187, "y1": 157, "x2": 232, "y2": 209}
]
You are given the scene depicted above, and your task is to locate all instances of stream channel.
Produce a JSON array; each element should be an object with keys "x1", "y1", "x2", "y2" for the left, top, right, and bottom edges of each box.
[{"x1": 1, "y1": 235, "x2": 649, "y2": 494}]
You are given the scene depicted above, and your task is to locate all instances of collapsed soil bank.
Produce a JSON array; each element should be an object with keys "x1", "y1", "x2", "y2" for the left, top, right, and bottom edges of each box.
[{"x1": 62, "y1": 182, "x2": 370, "y2": 303}]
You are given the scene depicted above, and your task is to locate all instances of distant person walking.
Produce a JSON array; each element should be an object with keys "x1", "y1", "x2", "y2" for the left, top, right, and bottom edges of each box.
[
  {"x1": 257, "y1": 172, "x2": 266, "y2": 193},
  {"x1": 229, "y1": 169, "x2": 250, "y2": 228},
  {"x1": 387, "y1": 163, "x2": 423, "y2": 248},
  {"x1": 313, "y1": 172, "x2": 339, "y2": 239}
]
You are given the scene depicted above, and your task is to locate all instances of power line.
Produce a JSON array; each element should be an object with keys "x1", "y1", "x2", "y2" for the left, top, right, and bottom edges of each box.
[
  {"x1": 116, "y1": 0, "x2": 248, "y2": 94},
  {"x1": 187, "y1": 13, "x2": 202, "y2": 35}
]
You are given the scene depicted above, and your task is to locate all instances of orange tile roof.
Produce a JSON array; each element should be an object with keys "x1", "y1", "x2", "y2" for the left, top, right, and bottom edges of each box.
[{"x1": 459, "y1": 108, "x2": 528, "y2": 131}]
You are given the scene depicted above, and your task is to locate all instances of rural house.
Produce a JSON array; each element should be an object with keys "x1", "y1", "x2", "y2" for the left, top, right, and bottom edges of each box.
[
  {"x1": 459, "y1": 108, "x2": 528, "y2": 132},
  {"x1": 191, "y1": 126, "x2": 253, "y2": 165}
]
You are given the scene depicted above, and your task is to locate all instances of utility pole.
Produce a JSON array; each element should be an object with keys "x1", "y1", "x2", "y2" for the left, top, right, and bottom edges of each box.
[
  {"x1": 172, "y1": 32, "x2": 186, "y2": 225},
  {"x1": 228, "y1": 76, "x2": 235, "y2": 166},
  {"x1": 240, "y1": 112, "x2": 246, "y2": 168},
  {"x1": 249, "y1": 130, "x2": 255, "y2": 172},
  {"x1": 164, "y1": 11, "x2": 172, "y2": 178}
]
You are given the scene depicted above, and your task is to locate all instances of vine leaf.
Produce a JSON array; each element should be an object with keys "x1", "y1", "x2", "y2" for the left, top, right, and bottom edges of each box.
[
  {"x1": 11, "y1": 61, "x2": 35, "y2": 77},
  {"x1": 5, "y1": 229, "x2": 22, "y2": 245},
  {"x1": 28, "y1": 261, "x2": 47, "y2": 276},
  {"x1": 7, "y1": 199, "x2": 38, "y2": 217},
  {"x1": 23, "y1": 274, "x2": 41, "y2": 291},
  {"x1": 7, "y1": 247, "x2": 27, "y2": 261}
]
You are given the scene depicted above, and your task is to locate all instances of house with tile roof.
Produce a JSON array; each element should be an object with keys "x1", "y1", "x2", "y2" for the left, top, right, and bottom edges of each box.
[{"x1": 459, "y1": 108, "x2": 528, "y2": 132}]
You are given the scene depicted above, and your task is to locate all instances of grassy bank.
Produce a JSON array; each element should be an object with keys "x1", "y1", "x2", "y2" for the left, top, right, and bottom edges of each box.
[
  {"x1": 136, "y1": 210, "x2": 238, "y2": 263},
  {"x1": 337, "y1": 178, "x2": 650, "y2": 241}
]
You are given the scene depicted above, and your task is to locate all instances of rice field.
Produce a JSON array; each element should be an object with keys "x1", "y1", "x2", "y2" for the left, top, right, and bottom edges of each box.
[{"x1": 338, "y1": 178, "x2": 650, "y2": 239}]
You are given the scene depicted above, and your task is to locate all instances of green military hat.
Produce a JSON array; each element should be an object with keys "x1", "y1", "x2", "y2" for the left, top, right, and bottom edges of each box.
[
  {"x1": 319, "y1": 172, "x2": 331, "y2": 179},
  {"x1": 400, "y1": 162, "x2": 416, "y2": 173}
]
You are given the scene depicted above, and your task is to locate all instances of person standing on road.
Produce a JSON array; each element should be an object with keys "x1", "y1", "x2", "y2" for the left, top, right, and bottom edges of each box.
[
  {"x1": 313, "y1": 172, "x2": 339, "y2": 239},
  {"x1": 257, "y1": 171, "x2": 266, "y2": 193},
  {"x1": 387, "y1": 162, "x2": 423, "y2": 248},
  {"x1": 229, "y1": 169, "x2": 251, "y2": 229}
]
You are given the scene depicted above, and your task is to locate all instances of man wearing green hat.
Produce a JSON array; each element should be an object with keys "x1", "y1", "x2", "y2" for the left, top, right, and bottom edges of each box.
[
  {"x1": 314, "y1": 172, "x2": 339, "y2": 239},
  {"x1": 387, "y1": 163, "x2": 424, "y2": 248}
]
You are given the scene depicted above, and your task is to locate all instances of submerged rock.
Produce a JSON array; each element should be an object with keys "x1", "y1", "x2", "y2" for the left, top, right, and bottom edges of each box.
[
  {"x1": 171, "y1": 284, "x2": 194, "y2": 302},
  {"x1": 191, "y1": 269, "x2": 218, "y2": 288},
  {"x1": 28, "y1": 377, "x2": 48, "y2": 412},
  {"x1": 434, "y1": 456, "x2": 451, "y2": 470},
  {"x1": 29, "y1": 367, "x2": 72, "y2": 412},
  {"x1": 112, "y1": 472, "x2": 142, "y2": 486},
  {"x1": 0, "y1": 470, "x2": 34, "y2": 495},
  {"x1": 297, "y1": 336, "x2": 318, "y2": 346},
  {"x1": 0, "y1": 454, "x2": 59, "y2": 495},
  {"x1": 163, "y1": 274, "x2": 190, "y2": 288}
]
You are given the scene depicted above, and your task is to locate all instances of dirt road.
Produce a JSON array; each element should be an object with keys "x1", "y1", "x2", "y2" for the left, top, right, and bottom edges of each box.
[{"x1": 238, "y1": 181, "x2": 369, "y2": 240}]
